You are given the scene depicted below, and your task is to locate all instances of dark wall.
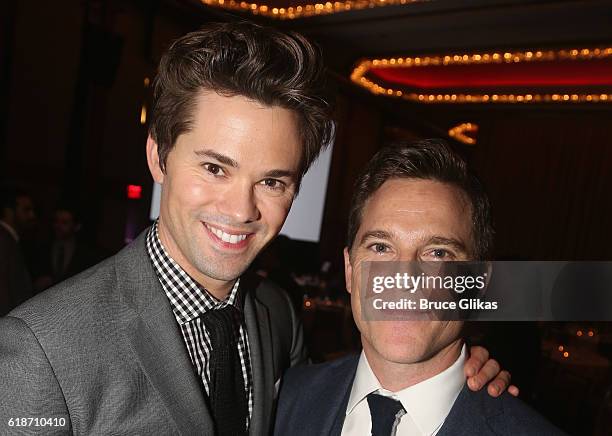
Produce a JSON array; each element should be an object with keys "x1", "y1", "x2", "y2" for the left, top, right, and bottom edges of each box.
[
  {"x1": 1, "y1": 0, "x2": 206, "y2": 252},
  {"x1": 3, "y1": 1, "x2": 82, "y2": 216},
  {"x1": 472, "y1": 109, "x2": 612, "y2": 261}
]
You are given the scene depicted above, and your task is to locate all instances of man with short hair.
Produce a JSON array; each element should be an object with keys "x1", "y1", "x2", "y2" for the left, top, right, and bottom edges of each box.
[
  {"x1": 275, "y1": 139, "x2": 564, "y2": 435},
  {"x1": 32, "y1": 207, "x2": 100, "y2": 291},
  {"x1": 1, "y1": 24, "x2": 510, "y2": 435},
  {"x1": 0, "y1": 186, "x2": 34, "y2": 315}
]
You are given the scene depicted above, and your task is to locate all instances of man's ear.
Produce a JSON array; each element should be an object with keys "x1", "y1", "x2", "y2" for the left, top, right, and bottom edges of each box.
[
  {"x1": 146, "y1": 135, "x2": 165, "y2": 184},
  {"x1": 344, "y1": 247, "x2": 353, "y2": 294}
]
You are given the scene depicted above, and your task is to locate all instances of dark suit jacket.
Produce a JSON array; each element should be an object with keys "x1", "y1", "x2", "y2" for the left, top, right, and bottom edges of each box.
[
  {"x1": 275, "y1": 354, "x2": 567, "y2": 436},
  {"x1": 0, "y1": 224, "x2": 32, "y2": 316},
  {"x1": 0, "y1": 229, "x2": 307, "y2": 435}
]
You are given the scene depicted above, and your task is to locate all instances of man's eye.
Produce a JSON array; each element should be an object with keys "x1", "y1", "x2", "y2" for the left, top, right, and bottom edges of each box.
[
  {"x1": 202, "y1": 163, "x2": 224, "y2": 176},
  {"x1": 368, "y1": 243, "x2": 390, "y2": 254},
  {"x1": 260, "y1": 179, "x2": 285, "y2": 191},
  {"x1": 429, "y1": 248, "x2": 453, "y2": 260}
]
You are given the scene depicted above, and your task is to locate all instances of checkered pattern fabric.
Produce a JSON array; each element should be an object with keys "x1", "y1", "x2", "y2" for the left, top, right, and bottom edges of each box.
[{"x1": 146, "y1": 222, "x2": 253, "y2": 430}]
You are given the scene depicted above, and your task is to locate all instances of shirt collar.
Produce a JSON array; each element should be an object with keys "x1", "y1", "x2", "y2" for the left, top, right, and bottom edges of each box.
[
  {"x1": 0, "y1": 220, "x2": 18, "y2": 242},
  {"x1": 146, "y1": 221, "x2": 243, "y2": 324},
  {"x1": 346, "y1": 351, "x2": 382, "y2": 416},
  {"x1": 347, "y1": 344, "x2": 466, "y2": 435}
]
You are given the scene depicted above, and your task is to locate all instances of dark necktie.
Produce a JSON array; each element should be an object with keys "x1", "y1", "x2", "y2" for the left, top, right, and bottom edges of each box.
[
  {"x1": 367, "y1": 393, "x2": 406, "y2": 436},
  {"x1": 201, "y1": 305, "x2": 247, "y2": 436}
]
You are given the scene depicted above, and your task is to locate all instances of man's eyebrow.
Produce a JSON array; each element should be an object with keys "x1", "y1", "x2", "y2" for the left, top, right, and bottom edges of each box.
[
  {"x1": 194, "y1": 150, "x2": 238, "y2": 168},
  {"x1": 359, "y1": 230, "x2": 393, "y2": 246},
  {"x1": 264, "y1": 169, "x2": 297, "y2": 180},
  {"x1": 426, "y1": 236, "x2": 468, "y2": 252}
]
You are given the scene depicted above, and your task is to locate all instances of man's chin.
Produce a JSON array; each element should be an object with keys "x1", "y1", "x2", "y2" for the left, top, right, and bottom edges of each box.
[
  {"x1": 365, "y1": 331, "x2": 433, "y2": 360},
  {"x1": 368, "y1": 345, "x2": 425, "y2": 366},
  {"x1": 194, "y1": 258, "x2": 251, "y2": 283}
]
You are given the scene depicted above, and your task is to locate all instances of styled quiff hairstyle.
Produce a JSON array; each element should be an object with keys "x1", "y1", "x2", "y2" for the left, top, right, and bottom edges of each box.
[
  {"x1": 347, "y1": 139, "x2": 494, "y2": 260},
  {"x1": 149, "y1": 21, "x2": 333, "y2": 182}
]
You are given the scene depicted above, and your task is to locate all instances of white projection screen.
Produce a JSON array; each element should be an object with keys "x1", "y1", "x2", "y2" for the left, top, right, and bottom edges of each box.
[{"x1": 149, "y1": 143, "x2": 334, "y2": 243}]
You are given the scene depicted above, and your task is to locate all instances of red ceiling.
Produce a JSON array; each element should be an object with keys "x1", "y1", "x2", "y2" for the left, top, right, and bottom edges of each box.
[{"x1": 369, "y1": 58, "x2": 612, "y2": 90}]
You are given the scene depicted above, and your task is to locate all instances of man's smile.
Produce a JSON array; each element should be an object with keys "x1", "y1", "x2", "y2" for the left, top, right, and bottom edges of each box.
[{"x1": 203, "y1": 222, "x2": 253, "y2": 250}]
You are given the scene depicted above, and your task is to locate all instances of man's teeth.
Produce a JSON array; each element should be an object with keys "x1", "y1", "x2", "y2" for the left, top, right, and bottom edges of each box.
[{"x1": 205, "y1": 224, "x2": 248, "y2": 244}]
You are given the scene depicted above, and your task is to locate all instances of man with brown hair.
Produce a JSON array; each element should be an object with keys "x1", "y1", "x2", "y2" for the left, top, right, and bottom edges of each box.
[
  {"x1": 1, "y1": 24, "x2": 509, "y2": 435},
  {"x1": 276, "y1": 140, "x2": 564, "y2": 436}
]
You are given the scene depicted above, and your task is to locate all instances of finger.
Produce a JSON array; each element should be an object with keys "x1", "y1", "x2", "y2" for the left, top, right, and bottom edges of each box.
[
  {"x1": 487, "y1": 370, "x2": 510, "y2": 397},
  {"x1": 467, "y1": 358, "x2": 499, "y2": 391},
  {"x1": 508, "y1": 385, "x2": 520, "y2": 397},
  {"x1": 465, "y1": 345, "x2": 490, "y2": 377}
]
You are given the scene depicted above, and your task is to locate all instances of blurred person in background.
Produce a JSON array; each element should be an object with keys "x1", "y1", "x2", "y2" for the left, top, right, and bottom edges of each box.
[
  {"x1": 0, "y1": 186, "x2": 34, "y2": 315},
  {"x1": 32, "y1": 206, "x2": 101, "y2": 291}
]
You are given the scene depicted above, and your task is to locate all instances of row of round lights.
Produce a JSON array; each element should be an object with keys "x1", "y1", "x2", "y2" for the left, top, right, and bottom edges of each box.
[
  {"x1": 356, "y1": 47, "x2": 612, "y2": 70},
  {"x1": 448, "y1": 122, "x2": 478, "y2": 145},
  {"x1": 576, "y1": 329, "x2": 595, "y2": 337},
  {"x1": 350, "y1": 47, "x2": 612, "y2": 104},
  {"x1": 200, "y1": 0, "x2": 423, "y2": 19}
]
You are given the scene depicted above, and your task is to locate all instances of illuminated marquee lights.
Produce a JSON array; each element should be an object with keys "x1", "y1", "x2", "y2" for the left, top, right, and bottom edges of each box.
[
  {"x1": 200, "y1": 0, "x2": 423, "y2": 19},
  {"x1": 350, "y1": 47, "x2": 612, "y2": 104},
  {"x1": 448, "y1": 123, "x2": 478, "y2": 145}
]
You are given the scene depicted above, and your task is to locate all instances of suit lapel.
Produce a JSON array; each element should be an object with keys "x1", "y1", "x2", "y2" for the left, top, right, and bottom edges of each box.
[
  {"x1": 329, "y1": 375, "x2": 354, "y2": 436},
  {"x1": 317, "y1": 356, "x2": 359, "y2": 436},
  {"x1": 243, "y1": 275, "x2": 275, "y2": 436},
  {"x1": 116, "y1": 232, "x2": 214, "y2": 435}
]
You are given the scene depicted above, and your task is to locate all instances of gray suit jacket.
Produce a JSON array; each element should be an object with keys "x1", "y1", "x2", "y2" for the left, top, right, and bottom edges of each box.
[
  {"x1": 0, "y1": 229, "x2": 307, "y2": 435},
  {"x1": 275, "y1": 354, "x2": 567, "y2": 436}
]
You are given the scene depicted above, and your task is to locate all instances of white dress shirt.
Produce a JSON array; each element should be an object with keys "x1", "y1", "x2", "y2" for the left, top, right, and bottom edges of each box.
[{"x1": 341, "y1": 345, "x2": 466, "y2": 436}]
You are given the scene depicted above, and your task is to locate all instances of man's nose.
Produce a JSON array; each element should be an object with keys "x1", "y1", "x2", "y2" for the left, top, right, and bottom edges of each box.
[
  {"x1": 218, "y1": 181, "x2": 261, "y2": 223},
  {"x1": 398, "y1": 250, "x2": 419, "y2": 262}
]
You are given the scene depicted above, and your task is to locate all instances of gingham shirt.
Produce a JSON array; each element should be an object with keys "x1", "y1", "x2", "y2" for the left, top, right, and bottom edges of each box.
[{"x1": 145, "y1": 222, "x2": 253, "y2": 429}]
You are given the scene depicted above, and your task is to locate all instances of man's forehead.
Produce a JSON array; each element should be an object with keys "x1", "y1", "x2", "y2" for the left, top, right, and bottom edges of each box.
[
  {"x1": 174, "y1": 92, "x2": 302, "y2": 171},
  {"x1": 357, "y1": 178, "x2": 473, "y2": 240},
  {"x1": 364, "y1": 179, "x2": 470, "y2": 217}
]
